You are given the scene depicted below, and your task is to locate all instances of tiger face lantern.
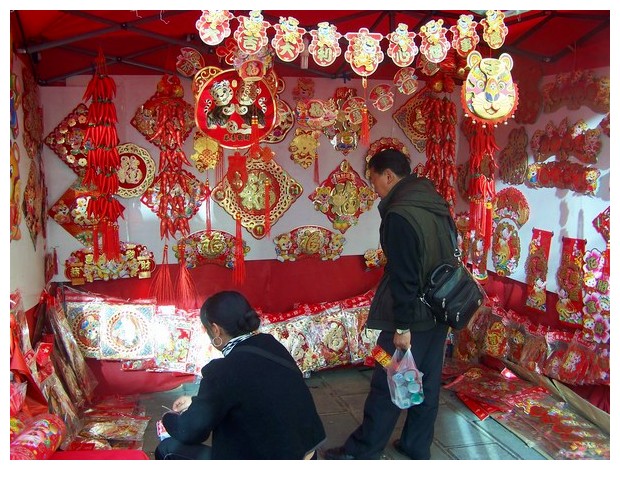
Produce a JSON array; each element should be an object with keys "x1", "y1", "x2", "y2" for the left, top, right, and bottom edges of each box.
[{"x1": 461, "y1": 51, "x2": 519, "y2": 126}]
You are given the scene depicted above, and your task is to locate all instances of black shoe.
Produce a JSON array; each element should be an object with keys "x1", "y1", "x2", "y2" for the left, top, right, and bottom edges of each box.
[
  {"x1": 392, "y1": 440, "x2": 412, "y2": 459},
  {"x1": 322, "y1": 446, "x2": 356, "y2": 460}
]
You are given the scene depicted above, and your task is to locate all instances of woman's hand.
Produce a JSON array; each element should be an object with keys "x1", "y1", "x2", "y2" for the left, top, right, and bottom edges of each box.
[{"x1": 172, "y1": 395, "x2": 192, "y2": 413}]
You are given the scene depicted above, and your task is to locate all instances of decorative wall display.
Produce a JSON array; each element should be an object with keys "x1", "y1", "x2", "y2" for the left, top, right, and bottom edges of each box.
[
  {"x1": 295, "y1": 98, "x2": 337, "y2": 130},
  {"x1": 233, "y1": 10, "x2": 270, "y2": 55},
  {"x1": 449, "y1": 14, "x2": 479, "y2": 57},
  {"x1": 264, "y1": 98, "x2": 295, "y2": 143},
  {"x1": 22, "y1": 157, "x2": 47, "y2": 247},
  {"x1": 541, "y1": 70, "x2": 609, "y2": 114},
  {"x1": 175, "y1": 47, "x2": 205, "y2": 77},
  {"x1": 581, "y1": 248, "x2": 610, "y2": 344},
  {"x1": 10, "y1": 142, "x2": 22, "y2": 241},
  {"x1": 271, "y1": 16, "x2": 307, "y2": 62},
  {"x1": 461, "y1": 51, "x2": 518, "y2": 126},
  {"x1": 10, "y1": 71, "x2": 21, "y2": 139},
  {"x1": 212, "y1": 148, "x2": 303, "y2": 239},
  {"x1": 491, "y1": 187, "x2": 530, "y2": 276},
  {"x1": 369, "y1": 84, "x2": 394, "y2": 112},
  {"x1": 48, "y1": 178, "x2": 106, "y2": 246},
  {"x1": 308, "y1": 159, "x2": 376, "y2": 233},
  {"x1": 20, "y1": 65, "x2": 43, "y2": 160},
  {"x1": 195, "y1": 10, "x2": 235, "y2": 46},
  {"x1": 526, "y1": 161, "x2": 600, "y2": 196},
  {"x1": 44, "y1": 103, "x2": 91, "y2": 175},
  {"x1": 308, "y1": 22, "x2": 342, "y2": 67},
  {"x1": 525, "y1": 229, "x2": 554, "y2": 312},
  {"x1": 289, "y1": 128, "x2": 322, "y2": 170},
  {"x1": 273, "y1": 226, "x2": 346, "y2": 262},
  {"x1": 131, "y1": 75, "x2": 195, "y2": 151},
  {"x1": 292, "y1": 77, "x2": 315, "y2": 100},
  {"x1": 191, "y1": 131, "x2": 223, "y2": 173},
  {"x1": 480, "y1": 10, "x2": 508, "y2": 49},
  {"x1": 393, "y1": 67, "x2": 419, "y2": 95},
  {"x1": 64, "y1": 242, "x2": 155, "y2": 285},
  {"x1": 386, "y1": 23, "x2": 418, "y2": 68},
  {"x1": 530, "y1": 118, "x2": 602, "y2": 164},
  {"x1": 66, "y1": 301, "x2": 103, "y2": 358},
  {"x1": 115, "y1": 143, "x2": 155, "y2": 198},
  {"x1": 556, "y1": 237, "x2": 587, "y2": 328},
  {"x1": 343, "y1": 28, "x2": 384, "y2": 77},
  {"x1": 498, "y1": 127, "x2": 528, "y2": 185},
  {"x1": 173, "y1": 229, "x2": 249, "y2": 269},
  {"x1": 214, "y1": 38, "x2": 275, "y2": 83},
  {"x1": 194, "y1": 68, "x2": 277, "y2": 149},
  {"x1": 418, "y1": 19, "x2": 450, "y2": 64},
  {"x1": 392, "y1": 88, "x2": 431, "y2": 153}
]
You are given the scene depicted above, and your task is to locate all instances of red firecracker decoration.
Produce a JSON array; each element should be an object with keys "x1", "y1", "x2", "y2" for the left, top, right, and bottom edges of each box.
[{"x1": 83, "y1": 49, "x2": 123, "y2": 261}]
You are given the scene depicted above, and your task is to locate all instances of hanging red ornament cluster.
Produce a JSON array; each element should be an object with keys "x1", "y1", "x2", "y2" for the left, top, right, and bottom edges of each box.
[
  {"x1": 422, "y1": 96, "x2": 457, "y2": 210},
  {"x1": 82, "y1": 49, "x2": 123, "y2": 261}
]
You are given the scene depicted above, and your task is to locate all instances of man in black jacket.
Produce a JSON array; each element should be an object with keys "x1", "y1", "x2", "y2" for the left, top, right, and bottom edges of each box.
[{"x1": 323, "y1": 148, "x2": 454, "y2": 460}]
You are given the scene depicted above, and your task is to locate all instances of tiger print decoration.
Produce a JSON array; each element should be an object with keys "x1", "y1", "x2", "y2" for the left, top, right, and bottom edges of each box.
[{"x1": 461, "y1": 51, "x2": 519, "y2": 126}]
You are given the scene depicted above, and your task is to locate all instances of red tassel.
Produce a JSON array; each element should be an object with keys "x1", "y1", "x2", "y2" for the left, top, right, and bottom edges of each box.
[
  {"x1": 248, "y1": 114, "x2": 262, "y2": 158},
  {"x1": 150, "y1": 245, "x2": 175, "y2": 305},
  {"x1": 92, "y1": 224, "x2": 100, "y2": 263},
  {"x1": 313, "y1": 155, "x2": 320, "y2": 184},
  {"x1": 264, "y1": 179, "x2": 271, "y2": 238},
  {"x1": 205, "y1": 180, "x2": 212, "y2": 232},
  {"x1": 175, "y1": 243, "x2": 198, "y2": 310},
  {"x1": 360, "y1": 104, "x2": 370, "y2": 147},
  {"x1": 233, "y1": 214, "x2": 246, "y2": 286}
]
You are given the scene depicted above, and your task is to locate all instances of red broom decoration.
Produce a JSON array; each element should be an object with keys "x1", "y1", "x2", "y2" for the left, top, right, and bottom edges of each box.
[
  {"x1": 149, "y1": 244, "x2": 175, "y2": 305},
  {"x1": 175, "y1": 243, "x2": 198, "y2": 311},
  {"x1": 233, "y1": 213, "x2": 246, "y2": 286}
]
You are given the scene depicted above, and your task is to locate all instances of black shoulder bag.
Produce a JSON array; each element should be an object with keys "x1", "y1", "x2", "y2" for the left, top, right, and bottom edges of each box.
[{"x1": 419, "y1": 218, "x2": 485, "y2": 330}]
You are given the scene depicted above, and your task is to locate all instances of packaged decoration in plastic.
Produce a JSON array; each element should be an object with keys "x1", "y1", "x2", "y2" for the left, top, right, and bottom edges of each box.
[
  {"x1": 309, "y1": 307, "x2": 352, "y2": 370},
  {"x1": 386, "y1": 348, "x2": 424, "y2": 409},
  {"x1": 10, "y1": 413, "x2": 66, "y2": 460}
]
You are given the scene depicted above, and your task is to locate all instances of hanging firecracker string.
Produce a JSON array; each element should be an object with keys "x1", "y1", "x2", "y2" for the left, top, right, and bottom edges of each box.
[
  {"x1": 175, "y1": 243, "x2": 198, "y2": 310},
  {"x1": 233, "y1": 213, "x2": 246, "y2": 286},
  {"x1": 423, "y1": 96, "x2": 457, "y2": 211},
  {"x1": 83, "y1": 49, "x2": 122, "y2": 261}
]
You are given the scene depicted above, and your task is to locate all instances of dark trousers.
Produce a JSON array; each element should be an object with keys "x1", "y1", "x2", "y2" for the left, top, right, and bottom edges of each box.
[
  {"x1": 344, "y1": 324, "x2": 449, "y2": 459},
  {"x1": 155, "y1": 437, "x2": 212, "y2": 460}
]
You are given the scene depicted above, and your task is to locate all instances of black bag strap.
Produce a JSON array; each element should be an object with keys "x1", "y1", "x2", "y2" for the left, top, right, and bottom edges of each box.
[{"x1": 234, "y1": 345, "x2": 302, "y2": 376}]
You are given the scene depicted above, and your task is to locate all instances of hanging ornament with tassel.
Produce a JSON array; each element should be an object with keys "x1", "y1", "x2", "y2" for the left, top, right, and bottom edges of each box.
[
  {"x1": 83, "y1": 48, "x2": 123, "y2": 261},
  {"x1": 360, "y1": 78, "x2": 370, "y2": 147}
]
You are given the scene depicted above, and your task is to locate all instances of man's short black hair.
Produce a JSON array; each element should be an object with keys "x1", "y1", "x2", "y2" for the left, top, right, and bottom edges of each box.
[{"x1": 367, "y1": 148, "x2": 411, "y2": 178}]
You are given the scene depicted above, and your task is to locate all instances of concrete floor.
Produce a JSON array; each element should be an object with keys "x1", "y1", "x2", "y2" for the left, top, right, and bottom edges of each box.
[{"x1": 138, "y1": 365, "x2": 547, "y2": 460}]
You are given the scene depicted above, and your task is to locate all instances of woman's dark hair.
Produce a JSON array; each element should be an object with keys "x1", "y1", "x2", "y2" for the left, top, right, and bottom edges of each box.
[
  {"x1": 200, "y1": 291, "x2": 260, "y2": 337},
  {"x1": 367, "y1": 148, "x2": 411, "y2": 178}
]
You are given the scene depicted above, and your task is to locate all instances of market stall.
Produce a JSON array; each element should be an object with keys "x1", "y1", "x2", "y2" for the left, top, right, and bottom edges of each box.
[{"x1": 9, "y1": 9, "x2": 610, "y2": 460}]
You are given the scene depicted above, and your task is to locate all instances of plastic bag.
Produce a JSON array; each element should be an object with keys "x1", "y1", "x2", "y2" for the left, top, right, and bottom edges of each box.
[{"x1": 386, "y1": 348, "x2": 424, "y2": 409}]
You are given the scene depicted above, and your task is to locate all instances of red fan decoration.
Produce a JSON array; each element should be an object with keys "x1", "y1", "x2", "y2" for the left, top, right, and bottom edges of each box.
[{"x1": 82, "y1": 49, "x2": 123, "y2": 261}]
